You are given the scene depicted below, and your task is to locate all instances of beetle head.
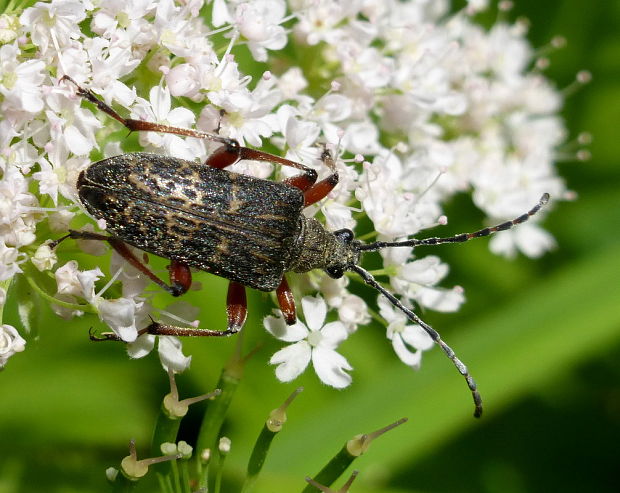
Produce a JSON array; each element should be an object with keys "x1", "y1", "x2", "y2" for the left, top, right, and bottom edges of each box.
[{"x1": 324, "y1": 228, "x2": 361, "y2": 279}]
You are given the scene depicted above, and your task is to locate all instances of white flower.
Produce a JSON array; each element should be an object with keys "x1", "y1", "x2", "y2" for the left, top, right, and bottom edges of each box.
[
  {"x1": 31, "y1": 243, "x2": 57, "y2": 272},
  {"x1": 131, "y1": 85, "x2": 201, "y2": 160},
  {"x1": 69, "y1": 266, "x2": 147, "y2": 342},
  {"x1": 205, "y1": 75, "x2": 281, "y2": 147},
  {"x1": 0, "y1": 43, "x2": 46, "y2": 115},
  {"x1": 489, "y1": 222, "x2": 557, "y2": 259},
  {"x1": 19, "y1": 0, "x2": 86, "y2": 55},
  {"x1": 264, "y1": 295, "x2": 352, "y2": 389},
  {"x1": 96, "y1": 297, "x2": 144, "y2": 343},
  {"x1": 234, "y1": 0, "x2": 288, "y2": 62},
  {"x1": 377, "y1": 296, "x2": 433, "y2": 369},
  {"x1": 158, "y1": 336, "x2": 191, "y2": 373},
  {"x1": 127, "y1": 333, "x2": 191, "y2": 374},
  {"x1": 382, "y1": 249, "x2": 465, "y2": 313},
  {"x1": 0, "y1": 324, "x2": 26, "y2": 367}
]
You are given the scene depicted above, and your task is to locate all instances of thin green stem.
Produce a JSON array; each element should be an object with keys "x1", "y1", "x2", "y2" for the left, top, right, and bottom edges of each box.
[
  {"x1": 156, "y1": 473, "x2": 172, "y2": 493},
  {"x1": 24, "y1": 274, "x2": 97, "y2": 313},
  {"x1": 213, "y1": 451, "x2": 226, "y2": 493},
  {"x1": 355, "y1": 230, "x2": 378, "y2": 242},
  {"x1": 0, "y1": 278, "x2": 11, "y2": 321},
  {"x1": 180, "y1": 460, "x2": 191, "y2": 493},
  {"x1": 302, "y1": 446, "x2": 354, "y2": 493},
  {"x1": 195, "y1": 340, "x2": 245, "y2": 490},
  {"x1": 170, "y1": 458, "x2": 181, "y2": 493},
  {"x1": 241, "y1": 426, "x2": 276, "y2": 493},
  {"x1": 110, "y1": 473, "x2": 137, "y2": 493},
  {"x1": 151, "y1": 411, "x2": 181, "y2": 458}
]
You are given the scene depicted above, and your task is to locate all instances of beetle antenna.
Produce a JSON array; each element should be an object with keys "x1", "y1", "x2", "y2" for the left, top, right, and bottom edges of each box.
[
  {"x1": 350, "y1": 264, "x2": 483, "y2": 418},
  {"x1": 359, "y1": 193, "x2": 549, "y2": 252}
]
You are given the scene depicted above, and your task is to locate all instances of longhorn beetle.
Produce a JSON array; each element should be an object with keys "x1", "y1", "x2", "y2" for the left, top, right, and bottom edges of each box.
[{"x1": 53, "y1": 76, "x2": 550, "y2": 418}]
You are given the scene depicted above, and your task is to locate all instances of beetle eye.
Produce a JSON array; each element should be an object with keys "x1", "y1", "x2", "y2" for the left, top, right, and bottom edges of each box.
[
  {"x1": 333, "y1": 228, "x2": 354, "y2": 244},
  {"x1": 325, "y1": 266, "x2": 344, "y2": 279}
]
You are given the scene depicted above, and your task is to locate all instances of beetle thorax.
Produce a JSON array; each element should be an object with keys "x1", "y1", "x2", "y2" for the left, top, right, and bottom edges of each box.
[{"x1": 288, "y1": 217, "x2": 360, "y2": 277}]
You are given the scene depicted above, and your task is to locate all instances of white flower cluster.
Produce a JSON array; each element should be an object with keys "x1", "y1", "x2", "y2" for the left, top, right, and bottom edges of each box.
[{"x1": 0, "y1": 0, "x2": 569, "y2": 381}]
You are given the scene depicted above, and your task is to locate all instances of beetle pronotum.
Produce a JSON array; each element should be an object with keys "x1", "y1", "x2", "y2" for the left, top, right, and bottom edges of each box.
[{"x1": 53, "y1": 76, "x2": 550, "y2": 417}]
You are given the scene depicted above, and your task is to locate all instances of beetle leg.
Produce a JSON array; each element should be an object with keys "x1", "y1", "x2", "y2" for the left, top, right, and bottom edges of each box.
[
  {"x1": 303, "y1": 148, "x2": 339, "y2": 206},
  {"x1": 60, "y1": 75, "x2": 234, "y2": 147},
  {"x1": 226, "y1": 281, "x2": 248, "y2": 332},
  {"x1": 168, "y1": 260, "x2": 192, "y2": 296},
  {"x1": 90, "y1": 281, "x2": 247, "y2": 341},
  {"x1": 61, "y1": 76, "x2": 328, "y2": 190},
  {"x1": 93, "y1": 321, "x2": 242, "y2": 340},
  {"x1": 237, "y1": 147, "x2": 318, "y2": 191},
  {"x1": 276, "y1": 276, "x2": 297, "y2": 325},
  {"x1": 52, "y1": 230, "x2": 188, "y2": 297}
]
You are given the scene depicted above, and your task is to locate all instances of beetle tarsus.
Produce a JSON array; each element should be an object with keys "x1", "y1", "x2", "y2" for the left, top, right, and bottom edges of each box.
[{"x1": 89, "y1": 328, "x2": 122, "y2": 342}]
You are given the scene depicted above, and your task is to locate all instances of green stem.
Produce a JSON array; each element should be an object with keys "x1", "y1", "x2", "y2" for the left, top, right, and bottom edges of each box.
[
  {"x1": 170, "y1": 458, "x2": 181, "y2": 493},
  {"x1": 151, "y1": 409, "x2": 181, "y2": 457},
  {"x1": 241, "y1": 426, "x2": 277, "y2": 493},
  {"x1": 195, "y1": 356, "x2": 243, "y2": 489},
  {"x1": 110, "y1": 472, "x2": 137, "y2": 493},
  {"x1": 0, "y1": 278, "x2": 11, "y2": 321},
  {"x1": 301, "y1": 446, "x2": 354, "y2": 493},
  {"x1": 213, "y1": 454, "x2": 225, "y2": 493},
  {"x1": 156, "y1": 473, "x2": 173, "y2": 493},
  {"x1": 24, "y1": 274, "x2": 97, "y2": 313},
  {"x1": 180, "y1": 460, "x2": 191, "y2": 493},
  {"x1": 355, "y1": 230, "x2": 378, "y2": 242}
]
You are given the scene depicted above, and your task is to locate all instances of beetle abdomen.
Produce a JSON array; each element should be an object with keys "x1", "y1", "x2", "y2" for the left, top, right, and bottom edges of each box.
[{"x1": 78, "y1": 153, "x2": 304, "y2": 291}]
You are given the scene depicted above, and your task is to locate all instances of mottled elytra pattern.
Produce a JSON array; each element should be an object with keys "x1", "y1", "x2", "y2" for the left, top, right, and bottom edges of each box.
[{"x1": 79, "y1": 153, "x2": 305, "y2": 291}]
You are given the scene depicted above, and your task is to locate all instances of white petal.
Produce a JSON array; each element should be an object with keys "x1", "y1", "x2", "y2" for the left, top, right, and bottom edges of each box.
[
  {"x1": 97, "y1": 297, "x2": 139, "y2": 342},
  {"x1": 399, "y1": 256, "x2": 448, "y2": 285},
  {"x1": 301, "y1": 295, "x2": 327, "y2": 331},
  {"x1": 319, "y1": 321, "x2": 348, "y2": 349},
  {"x1": 401, "y1": 325, "x2": 434, "y2": 351},
  {"x1": 158, "y1": 336, "x2": 191, "y2": 373},
  {"x1": 416, "y1": 286, "x2": 464, "y2": 313},
  {"x1": 150, "y1": 86, "x2": 171, "y2": 120},
  {"x1": 264, "y1": 315, "x2": 308, "y2": 342},
  {"x1": 64, "y1": 125, "x2": 93, "y2": 156},
  {"x1": 312, "y1": 347, "x2": 352, "y2": 389},
  {"x1": 167, "y1": 106, "x2": 195, "y2": 128},
  {"x1": 392, "y1": 334, "x2": 423, "y2": 369},
  {"x1": 270, "y1": 341, "x2": 311, "y2": 382},
  {"x1": 127, "y1": 334, "x2": 156, "y2": 358}
]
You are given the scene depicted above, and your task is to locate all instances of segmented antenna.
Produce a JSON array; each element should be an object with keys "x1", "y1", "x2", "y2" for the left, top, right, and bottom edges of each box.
[
  {"x1": 359, "y1": 193, "x2": 549, "y2": 251},
  {"x1": 350, "y1": 264, "x2": 483, "y2": 418}
]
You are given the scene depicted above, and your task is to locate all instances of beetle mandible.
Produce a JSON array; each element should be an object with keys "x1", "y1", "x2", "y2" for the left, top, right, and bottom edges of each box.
[{"x1": 53, "y1": 76, "x2": 550, "y2": 418}]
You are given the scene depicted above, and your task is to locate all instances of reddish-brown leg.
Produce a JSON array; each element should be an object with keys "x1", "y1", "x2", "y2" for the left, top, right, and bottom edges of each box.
[
  {"x1": 62, "y1": 76, "x2": 322, "y2": 188},
  {"x1": 303, "y1": 149, "x2": 339, "y2": 206},
  {"x1": 168, "y1": 259, "x2": 192, "y2": 296},
  {"x1": 53, "y1": 232, "x2": 252, "y2": 339},
  {"x1": 61, "y1": 76, "x2": 232, "y2": 147},
  {"x1": 276, "y1": 276, "x2": 297, "y2": 325},
  {"x1": 226, "y1": 281, "x2": 247, "y2": 332},
  {"x1": 52, "y1": 230, "x2": 189, "y2": 297}
]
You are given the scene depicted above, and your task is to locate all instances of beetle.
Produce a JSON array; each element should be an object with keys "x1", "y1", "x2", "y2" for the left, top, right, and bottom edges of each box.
[{"x1": 53, "y1": 76, "x2": 550, "y2": 417}]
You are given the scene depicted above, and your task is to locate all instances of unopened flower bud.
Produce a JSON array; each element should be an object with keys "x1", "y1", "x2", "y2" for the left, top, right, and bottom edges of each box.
[{"x1": 218, "y1": 437, "x2": 231, "y2": 455}]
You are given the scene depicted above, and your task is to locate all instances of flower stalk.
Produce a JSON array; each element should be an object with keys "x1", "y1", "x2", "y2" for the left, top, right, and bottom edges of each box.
[
  {"x1": 302, "y1": 418, "x2": 408, "y2": 493},
  {"x1": 151, "y1": 368, "x2": 221, "y2": 457},
  {"x1": 241, "y1": 387, "x2": 304, "y2": 492}
]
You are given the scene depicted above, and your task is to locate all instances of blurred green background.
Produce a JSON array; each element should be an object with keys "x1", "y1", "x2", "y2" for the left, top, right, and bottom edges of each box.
[{"x1": 1, "y1": 1, "x2": 618, "y2": 492}]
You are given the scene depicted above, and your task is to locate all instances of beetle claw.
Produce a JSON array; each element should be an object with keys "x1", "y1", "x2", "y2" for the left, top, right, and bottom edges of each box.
[{"x1": 89, "y1": 328, "x2": 122, "y2": 342}]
